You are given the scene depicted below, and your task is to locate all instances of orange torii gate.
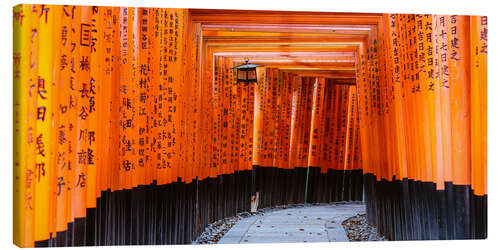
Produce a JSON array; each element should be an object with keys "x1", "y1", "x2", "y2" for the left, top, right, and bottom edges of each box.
[{"x1": 13, "y1": 4, "x2": 487, "y2": 247}]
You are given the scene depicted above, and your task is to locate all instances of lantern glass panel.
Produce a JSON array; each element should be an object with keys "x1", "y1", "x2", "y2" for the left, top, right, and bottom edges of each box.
[
  {"x1": 238, "y1": 70, "x2": 247, "y2": 81},
  {"x1": 247, "y1": 69, "x2": 257, "y2": 81}
]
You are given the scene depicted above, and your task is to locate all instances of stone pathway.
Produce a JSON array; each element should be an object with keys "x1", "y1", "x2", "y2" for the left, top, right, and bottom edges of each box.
[{"x1": 218, "y1": 203, "x2": 366, "y2": 244}]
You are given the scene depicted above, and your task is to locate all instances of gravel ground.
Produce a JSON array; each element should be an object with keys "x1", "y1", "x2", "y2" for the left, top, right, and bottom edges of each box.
[
  {"x1": 194, "y1": 201, "x2": 365, "y2": 244},
  {"x1": 341, "y1": 214, "x2": 385, "y2": 241},
  {"x1": 193, "y1": 211, "x2": 253, "y2": 244}
]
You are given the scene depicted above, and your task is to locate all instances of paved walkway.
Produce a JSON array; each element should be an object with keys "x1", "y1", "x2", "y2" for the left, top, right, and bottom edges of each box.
[{"x1": 218, "y1": 203, "x2": 365, "y2": 244}]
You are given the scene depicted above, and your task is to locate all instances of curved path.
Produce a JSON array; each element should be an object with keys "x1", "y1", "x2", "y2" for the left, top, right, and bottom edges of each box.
[{"x1": 218, "y1": 203, "x2": 365, "y2": 244}]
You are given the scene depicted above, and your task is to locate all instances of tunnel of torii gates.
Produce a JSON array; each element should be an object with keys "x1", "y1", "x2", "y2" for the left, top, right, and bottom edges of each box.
[{"x1": 12, "y1": 4, "x2": 487, "y2": 247}]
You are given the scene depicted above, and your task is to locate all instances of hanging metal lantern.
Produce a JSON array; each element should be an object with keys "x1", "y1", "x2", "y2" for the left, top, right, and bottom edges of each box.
[{"x1": 232, "y1": 58, "x2": 263, "y2": 85}]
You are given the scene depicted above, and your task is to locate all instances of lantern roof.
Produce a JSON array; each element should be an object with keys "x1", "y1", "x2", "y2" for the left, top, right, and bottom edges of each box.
[{"x1": 232, "y1": 59, "x2": 263, "y2": 69}]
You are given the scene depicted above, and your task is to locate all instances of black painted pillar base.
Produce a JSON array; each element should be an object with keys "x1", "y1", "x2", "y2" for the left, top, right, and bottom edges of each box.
[{"x1": 364, "y1": 173, "x2": 487, "y2": 241}]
